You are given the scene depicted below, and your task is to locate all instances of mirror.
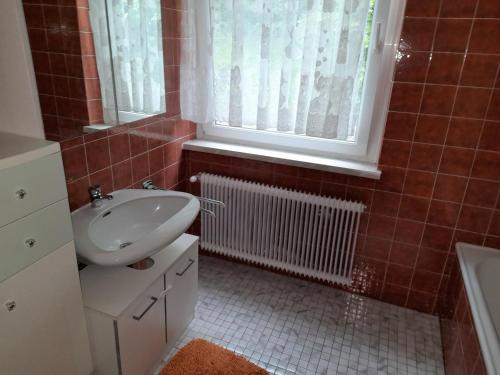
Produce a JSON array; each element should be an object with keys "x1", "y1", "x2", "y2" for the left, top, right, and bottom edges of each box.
[
  {"x1": 89, "y1": 0, "x2": 165, "y2": 126},
  {"x1": 23, "y1": 0, "x2": 166, "y2": 141}
]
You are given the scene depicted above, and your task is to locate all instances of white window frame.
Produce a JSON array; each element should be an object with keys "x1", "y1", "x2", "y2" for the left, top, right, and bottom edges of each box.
[{"x1": 198, "y1": 0, "x2": 407, "y2": 164}]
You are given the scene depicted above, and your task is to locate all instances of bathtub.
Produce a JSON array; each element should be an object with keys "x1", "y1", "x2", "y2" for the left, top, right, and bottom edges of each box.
[{"x1": 456, "y1": 242, "x2": 500, "y2": 375}]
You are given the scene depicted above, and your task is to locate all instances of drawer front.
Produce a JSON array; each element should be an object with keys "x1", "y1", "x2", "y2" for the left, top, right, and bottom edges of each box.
[
  {"x1": 0, "y1": 199, "x2": 73, "y2": 282},
  {"x1": 0, "y1": 152, "x2": 67, "y2": 228}
]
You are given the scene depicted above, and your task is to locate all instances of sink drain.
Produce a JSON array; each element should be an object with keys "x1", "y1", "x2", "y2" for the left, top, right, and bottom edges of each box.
[
  {"x1": 127, "y1": 257, "x2": 155, "y2": 270},
  {"x1": 119, "y1": 242, "x2": 132, "y2": 249}
]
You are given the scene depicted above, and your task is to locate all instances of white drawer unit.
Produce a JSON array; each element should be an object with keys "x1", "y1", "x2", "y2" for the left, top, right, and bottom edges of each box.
[
  {"x1": 0, "y1": 243, "x2": 93, "y2": 375},
  {"x1": 0, "y1": 199, "x2": 73, "y2": 282},
  {"x1": 0, "y1": 152, "x2": 67, "y2": 228},
  {"x1": 80, "y1": 234, "x2": 199, "y2": 375},
  {"x1": 0, "y1": 132, "x2": 93, "y2": 375}
]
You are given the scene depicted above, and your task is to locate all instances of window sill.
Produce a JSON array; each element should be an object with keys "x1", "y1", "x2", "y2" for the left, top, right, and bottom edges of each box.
[
  {"x1": 182, "y1": 140, "x2": 381, "y2": 180},
  {"x1": 83, "y1": 124, "x2": 114, "y2": 133}
]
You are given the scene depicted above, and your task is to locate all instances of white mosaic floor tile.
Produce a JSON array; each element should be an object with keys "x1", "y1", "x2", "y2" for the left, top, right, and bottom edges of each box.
[{"x1": 156, "y1": 255, "x2": 445, "y2": 375}]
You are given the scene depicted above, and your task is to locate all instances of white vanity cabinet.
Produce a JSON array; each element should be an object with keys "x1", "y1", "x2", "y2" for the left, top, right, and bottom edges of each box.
[
  {"x1": 0, "y1": 132, "x2": 93, "y2": 375},
  {"x1": 166, "y1": 254, "x2": 198, "y2": 345},
  {"x1": 119, "y1": 276, "x2": 168, "y2": 375},
  {"x1": 80, "y1": 234, "x2": 199, "y2": 375}
]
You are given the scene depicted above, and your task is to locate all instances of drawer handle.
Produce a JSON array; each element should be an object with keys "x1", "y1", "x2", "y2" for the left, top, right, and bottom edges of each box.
[
  {"x1": 25, "y1": 238, "x2": 36, "y2": 248},
  {"x1": 5, "y1": 300, "x2": 16, "y2": 312},
  {"x1": 16, "y1": 189, "x2": 27, "y2": 199},
  {"x1": 132, "y1": 297, "x2": 158, "y2": 321},
  {"x1": 176, "y1": 259, "x2": 195, "y2": 276}
]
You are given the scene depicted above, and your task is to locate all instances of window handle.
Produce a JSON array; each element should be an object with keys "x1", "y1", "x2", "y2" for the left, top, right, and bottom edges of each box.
[{"x1": 375, "y1": 22, "x2": 384, "y2": 52}]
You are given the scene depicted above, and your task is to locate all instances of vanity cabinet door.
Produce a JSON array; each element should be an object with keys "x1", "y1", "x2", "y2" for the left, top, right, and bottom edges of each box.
[
  {"x1": 117, "y1": 277, "x2": 167, "y2": 375},
  {"x1": 166, "y1": 248, "x2": 198, "y2": 349},
  {"x1": 0, "y1": 242, "x2": 92, "y2": 375}
]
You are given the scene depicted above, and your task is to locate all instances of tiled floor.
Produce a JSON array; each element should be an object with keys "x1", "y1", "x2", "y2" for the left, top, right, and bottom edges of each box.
[{"x1": 158, "y1": 255, "x2": 445, "y2": 375}]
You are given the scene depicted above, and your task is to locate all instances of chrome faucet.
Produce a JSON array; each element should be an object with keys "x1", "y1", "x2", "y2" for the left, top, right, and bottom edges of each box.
[{"x1": 88, "y1": 185, "x2": 113, "y2": 208}]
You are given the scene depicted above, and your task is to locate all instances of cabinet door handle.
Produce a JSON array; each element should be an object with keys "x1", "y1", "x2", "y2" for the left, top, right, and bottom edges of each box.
[
  {"x1": 132, "y1": 297, "x2": 158, "y2": 321},
  {"x1": 176, "y1": 259, "x2": 195, "y2": 276}
]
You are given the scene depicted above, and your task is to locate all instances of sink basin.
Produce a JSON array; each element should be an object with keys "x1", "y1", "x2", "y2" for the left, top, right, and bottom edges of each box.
[{"x1": 71, "y1": 189, "x2": 200, "y2": 266}]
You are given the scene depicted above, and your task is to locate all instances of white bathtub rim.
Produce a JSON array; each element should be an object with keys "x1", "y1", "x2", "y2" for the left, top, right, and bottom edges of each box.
[{"x1": 456, "y1": 242, "x2": 500, "y2": 375}]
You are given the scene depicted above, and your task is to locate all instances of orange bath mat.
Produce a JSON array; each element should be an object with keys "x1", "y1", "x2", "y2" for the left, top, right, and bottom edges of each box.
[{"x1": 159, "y1": 339, "x2": 268, "y2": 375}]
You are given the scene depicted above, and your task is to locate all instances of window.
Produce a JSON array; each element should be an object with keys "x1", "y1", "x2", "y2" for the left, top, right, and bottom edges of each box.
[{"x1": 181, "y1": 0, "x2": 406, "y2": 164}]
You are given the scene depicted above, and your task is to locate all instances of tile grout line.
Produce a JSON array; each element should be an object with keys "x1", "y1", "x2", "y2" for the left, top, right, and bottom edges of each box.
[
  {"x1": 430, "y1": 0, "x2": 483, "y2": 316},
  {"x1": 395, "y1": 0, "x2": 445, "y2": 310},
  {"x1": 474, "y1": 64, "x2": 500, "y2": 246}
]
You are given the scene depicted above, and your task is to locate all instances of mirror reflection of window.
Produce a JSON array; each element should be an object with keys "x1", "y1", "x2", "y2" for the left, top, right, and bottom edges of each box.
[{"x1": 89, "y1": 0, "x2": 165, "y2": 125}]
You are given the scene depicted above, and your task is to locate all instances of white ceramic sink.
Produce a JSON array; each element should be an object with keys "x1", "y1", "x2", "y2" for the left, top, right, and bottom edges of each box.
[{"x1": 72, "y1": 189, "x2": 200, "y2": 266}]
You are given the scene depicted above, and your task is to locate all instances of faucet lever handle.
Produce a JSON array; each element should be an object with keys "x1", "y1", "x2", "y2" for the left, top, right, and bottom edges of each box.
[
  {"x1": 88, "y1": 185, "x2": 102, "y2": 199},
  {"x1": 142, "y1": 180, "x2": 155, "y2": 190}
]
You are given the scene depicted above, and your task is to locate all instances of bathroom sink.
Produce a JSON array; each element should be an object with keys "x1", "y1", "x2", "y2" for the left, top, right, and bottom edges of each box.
[{"x1": 72, "y1": 189, "x2": 200, "y2": 266}]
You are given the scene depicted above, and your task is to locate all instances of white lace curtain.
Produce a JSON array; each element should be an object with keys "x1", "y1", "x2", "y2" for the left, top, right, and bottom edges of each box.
[
  {"x1": 181, "y1": 0, "x2": 371, "y2": 141},
  {"x1": 89, "y1": 0, "x2": 165, "y2": 124}
]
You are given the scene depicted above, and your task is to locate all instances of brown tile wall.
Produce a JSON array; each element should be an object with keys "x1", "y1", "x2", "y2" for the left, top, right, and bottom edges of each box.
[
  {"x1": 60, "y1": 115, "x2": 195, "y2": 210},
  {"x1": 23, "y1": 0, "x2": 104, "y2": 140},
  {"x1": 25, "y1": 2, "x2": 499, "y2": 368},
  {"x1": 53, "y1": 0, "x2": 191, "y2": 210},
  {"x1": 185, "y1": 0, "x2": 500, "y2": 319}
]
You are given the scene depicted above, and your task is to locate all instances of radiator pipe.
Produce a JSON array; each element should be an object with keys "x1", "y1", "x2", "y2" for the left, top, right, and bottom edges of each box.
[
  {"x1": 189, "y1": 173, "x2": 202, "y2": 183},
  {"x1": 188, "y1": 174, "x2": 226, "y2": 207}
]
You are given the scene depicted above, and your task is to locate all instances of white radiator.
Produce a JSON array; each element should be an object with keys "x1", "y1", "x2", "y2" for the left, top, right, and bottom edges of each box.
[{"x1": 200, "y1": 173, "x2": 366, "y2": 285}]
